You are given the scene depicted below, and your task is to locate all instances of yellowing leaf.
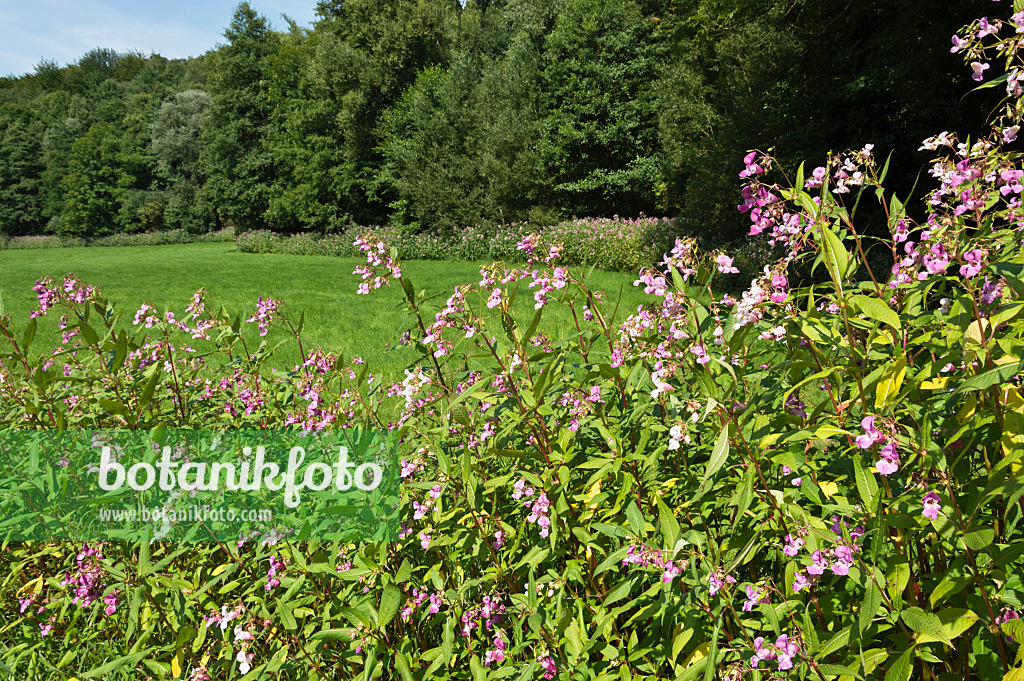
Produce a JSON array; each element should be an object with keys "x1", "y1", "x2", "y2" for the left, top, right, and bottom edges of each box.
[
  {"x1": 1003, "y1": 410, "x2": 1024, "y2": 456},
  {"x1": 820, "y1": 481, "x2": 839, "y2": 498},
  {"x1": 684, "y1": 642, "x2": 710, "y2": 668},
  {"x1": 875, "y1": 355, "x2": 907, "y2": 410},
  {"x1": 920, "y1": 377, "x2": 950, "y2": 390},
  {"x1": 1002, "y1": 386, "x2": 1024, "y2": 410},
  {"x1": 965, "y1": 319, "x2": 990, "y2": 348},
  {"x1": 584, "y1": 479, "x2": 602, "y2": 505},
  {"x1": 958, "y1": 394, "x2": 977, "y2": 424},
  {"x1": 760, "y1": 433, "x2": 782, "y2": 450},
  {"x1": 172, "y1": 650, "x2": 183, "y2": 679},
  {"x1": 814, "y1": 426, "x2": 849, "y2": 440}
]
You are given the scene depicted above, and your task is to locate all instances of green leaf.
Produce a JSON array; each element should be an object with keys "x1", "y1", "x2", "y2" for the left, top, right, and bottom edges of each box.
[
  {"x1": 915, "y1": 608, "x2": 980, "y2": 644},
  {"x1": 394, "y1": 654, "x2": 415, "y2": 681},
  {"x1": 859, "y1": 581, "x2": 882, "y2": 635},
  {"x1": 853, "y1": 454, "x2": 879, "y2": 510},
  {"x1": 815, "y1": 225, "x2": 851, "y2": 294},
  {"x1": 470, "y1": 655, "x2": 487, "y2": 681},
  {"x1": 378, "y1": 584, "x2": 401, "y2": 628},
  {"x1": 957, "y1": 358, "x2": 1023, "y2": 393},
  {"x1": 901, "y1": 607, "x2": 952, "y2": 646},
  {"x1": 82, "y1": 649, "x2": 153, "y2": 678},
  {"x1": 701, "y1": 426, "x2": 730, "y2": 486},
  {"x1": 883, "y1": 648, "x2": 913, "y2": 681},
  {"x1": 21, "y1": 318, "x2": 36, "y2": 352},
  {"x1": 310, "y1": 628, "x2": 354, "y2": 641},
  {"x1": 523, "y1": 306, "x2": 544, "y2": 348},
  {"x1": 137, "y1": 362, "x2": 162, "y2": 412},
  {"x1": 442, "y1": 617, "x2": 455, "y2": 665},
  {"x1": 656, "y1": 494, "x2": 679, "y2": 550},
  {"x1": 850, "y1": 294, "x2": 901, "y2": 331},
  {"x1": 79, "y1": 321, "x2": 100, "y2": 345},
  {"x1": 625, "y1": 501, "x2": 644, "y2": 536}
]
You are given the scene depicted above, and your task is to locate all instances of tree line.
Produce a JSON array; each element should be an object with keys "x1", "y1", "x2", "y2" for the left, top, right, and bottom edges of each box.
[{"x1": 0, "y1": 0, "x2": 993, "y2": 243}]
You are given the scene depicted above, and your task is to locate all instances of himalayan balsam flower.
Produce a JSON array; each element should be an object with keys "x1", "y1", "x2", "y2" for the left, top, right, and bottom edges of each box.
[
  {"x1": 876, "y1": 441, "x2": 900, "y2": 476},
  {"x1": 960, "y1": 249, "x2": 985, "y2": 278},
  {"x1": 855, "y1": 416, "x2": 884, "y2": 449},
  {"x1": 716, "y1": 254, "x2": 740, "y2": 274},
  {"x1": 783, "y1": 533, "x2": 804, "y2": 556},
  {"x1": 743, "y1": 584, "x2": 770, "y2": 611},
  {"x1": 922, "y1": 491, "x2": 942, "y2": 520}
]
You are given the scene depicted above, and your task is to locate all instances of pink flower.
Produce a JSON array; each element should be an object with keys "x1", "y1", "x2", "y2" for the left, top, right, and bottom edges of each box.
[
  {"x1": 419, "y1": 531, "x2": 431, "y2": 549},
  {"x1": 855, "y1": 416, "x2": 884, "y2": 449},
  {"x1": 236, "y1": 650, "x2": 254, "y2": 674},
  {"x1": 875, "y1": 442, "x2": 900, "y2": 476},
  {"x1": 950, "y1": 35, "x2": 968, "y2": 53},
  {"x1": 538, "y1": 654, "x2": 557, "y2": 680},
  {"x1": 716, "y1": 254, "x2": 740, "y2": 274},
  {"x1": 922, "y1": 491, "x2": 942, "y2": 520},
  {"x1": 743, "y1": 584, "x2": 769, "y2": 611},
  {"x1": 776, "y1": 634, "x2": 801, "y2": 670},
  {"x1": 831, "y1": 545, "x2": 854, "y2": 576},
  {"x1": 959, "y1": 249, "x2": 984, "y2": 278},
  {"x1": 807, "y1": 550, "x2": 829, "y2": 576},
  {"x1": 978, "y1": 17, "x2": 999, "y2": 38},
  {"x1": 971, "y1": 62, "x2": 990, "y2": 82},
  {"x1": 783, "y1": 533, "x2": 804, "y2": 557}
]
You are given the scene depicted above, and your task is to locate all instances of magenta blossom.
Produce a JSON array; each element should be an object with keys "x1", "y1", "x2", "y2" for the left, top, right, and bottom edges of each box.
[
  {"x1": 959, "y1": 249, "x2": 985, "y2": 278},
  {"x1": 875, "y1": 441, "x2": 900, "y2": 476},
  {"x1": 716, "y1": 254, "x2": 740, "y2": 274},
  {"x1": 855, "y1": 416, "x2": 885, "y2": 449},
  {"x1": 922, "y1": 491, "x2": 942, "y2": 520}
]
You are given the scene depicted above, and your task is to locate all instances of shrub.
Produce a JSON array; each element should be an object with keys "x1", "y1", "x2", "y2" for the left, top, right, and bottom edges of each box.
[
  {"x1": 2, "y1": 10, "x2": 1024, "y2": 679},
  {"x1": 236, "y1": 218, "x2": 678, "y2": 272}
]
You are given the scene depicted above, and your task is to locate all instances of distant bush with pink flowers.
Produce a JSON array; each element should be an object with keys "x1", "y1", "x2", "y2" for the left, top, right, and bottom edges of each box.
[{"x1": 236, "y1": 217, "x2": 680, "y2": 272}]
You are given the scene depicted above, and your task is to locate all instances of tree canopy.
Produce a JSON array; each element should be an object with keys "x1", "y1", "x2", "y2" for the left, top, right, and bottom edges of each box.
[{"x1": 0, "y1": 0, "x2": 994, "y2": 242}]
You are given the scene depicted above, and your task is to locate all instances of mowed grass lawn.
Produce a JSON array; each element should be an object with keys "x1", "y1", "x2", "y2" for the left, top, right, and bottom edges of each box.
[{"x1": 0, "y1": 243, "x2": 651, "y2": 380}]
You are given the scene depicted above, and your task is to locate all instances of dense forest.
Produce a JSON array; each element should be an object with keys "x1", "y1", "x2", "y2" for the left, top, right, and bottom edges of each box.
[{"x1": 0, "y1": 0, "x2": 996, "y2": 244}]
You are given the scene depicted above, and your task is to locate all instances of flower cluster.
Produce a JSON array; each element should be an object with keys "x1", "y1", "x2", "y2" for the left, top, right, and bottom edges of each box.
[
  {"x1": 265, "y1": 555, "x2": 287, "y2": 591},
  {"x1": 513, "y1": 480, "x2": 552, "y2": 539},
  {"x1": 59, "y1": 543, "x2": 108, "y2": 610},
  {"x1": 856, "y1": 416, "x2": 900, "y2": 476},
  {"x1": 29, "y1": 276, "x2": 98, "y2": 318},
  {"x1": 246, "y1": 296, "x2": 281, "y2": 337},
  {"x1": 353, "y1": 234, "x2": 403, "y2": 294},
  {"x1": 621, "y1": 544, "x2": 683, "y2": 583},
  {"x1": 401, "y1": 587, "x2": 444, "y2": 621},
  {"x1": 750, "y1": 634, "x2": 802, "y2": 672}
]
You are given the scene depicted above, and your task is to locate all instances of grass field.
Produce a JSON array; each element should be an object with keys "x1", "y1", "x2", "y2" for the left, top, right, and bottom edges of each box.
[{"x1": 0, "y1": 243, "x2": 650, "y2": 379}]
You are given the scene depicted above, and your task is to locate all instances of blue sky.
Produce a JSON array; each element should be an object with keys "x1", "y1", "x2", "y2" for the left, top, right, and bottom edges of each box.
[{"x1": 0, "y1": 1, "x2": 319, "y2": 78}]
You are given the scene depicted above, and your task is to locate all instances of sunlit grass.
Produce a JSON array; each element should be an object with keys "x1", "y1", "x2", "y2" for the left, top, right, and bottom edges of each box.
[{"x1": 0, "y1": 243, "x2": 652, "y2": 382}]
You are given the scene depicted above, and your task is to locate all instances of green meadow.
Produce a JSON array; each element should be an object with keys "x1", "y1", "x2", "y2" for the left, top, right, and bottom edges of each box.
[{"x1": 0, "y1": 243, "x2": 650, "y2": 380}]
